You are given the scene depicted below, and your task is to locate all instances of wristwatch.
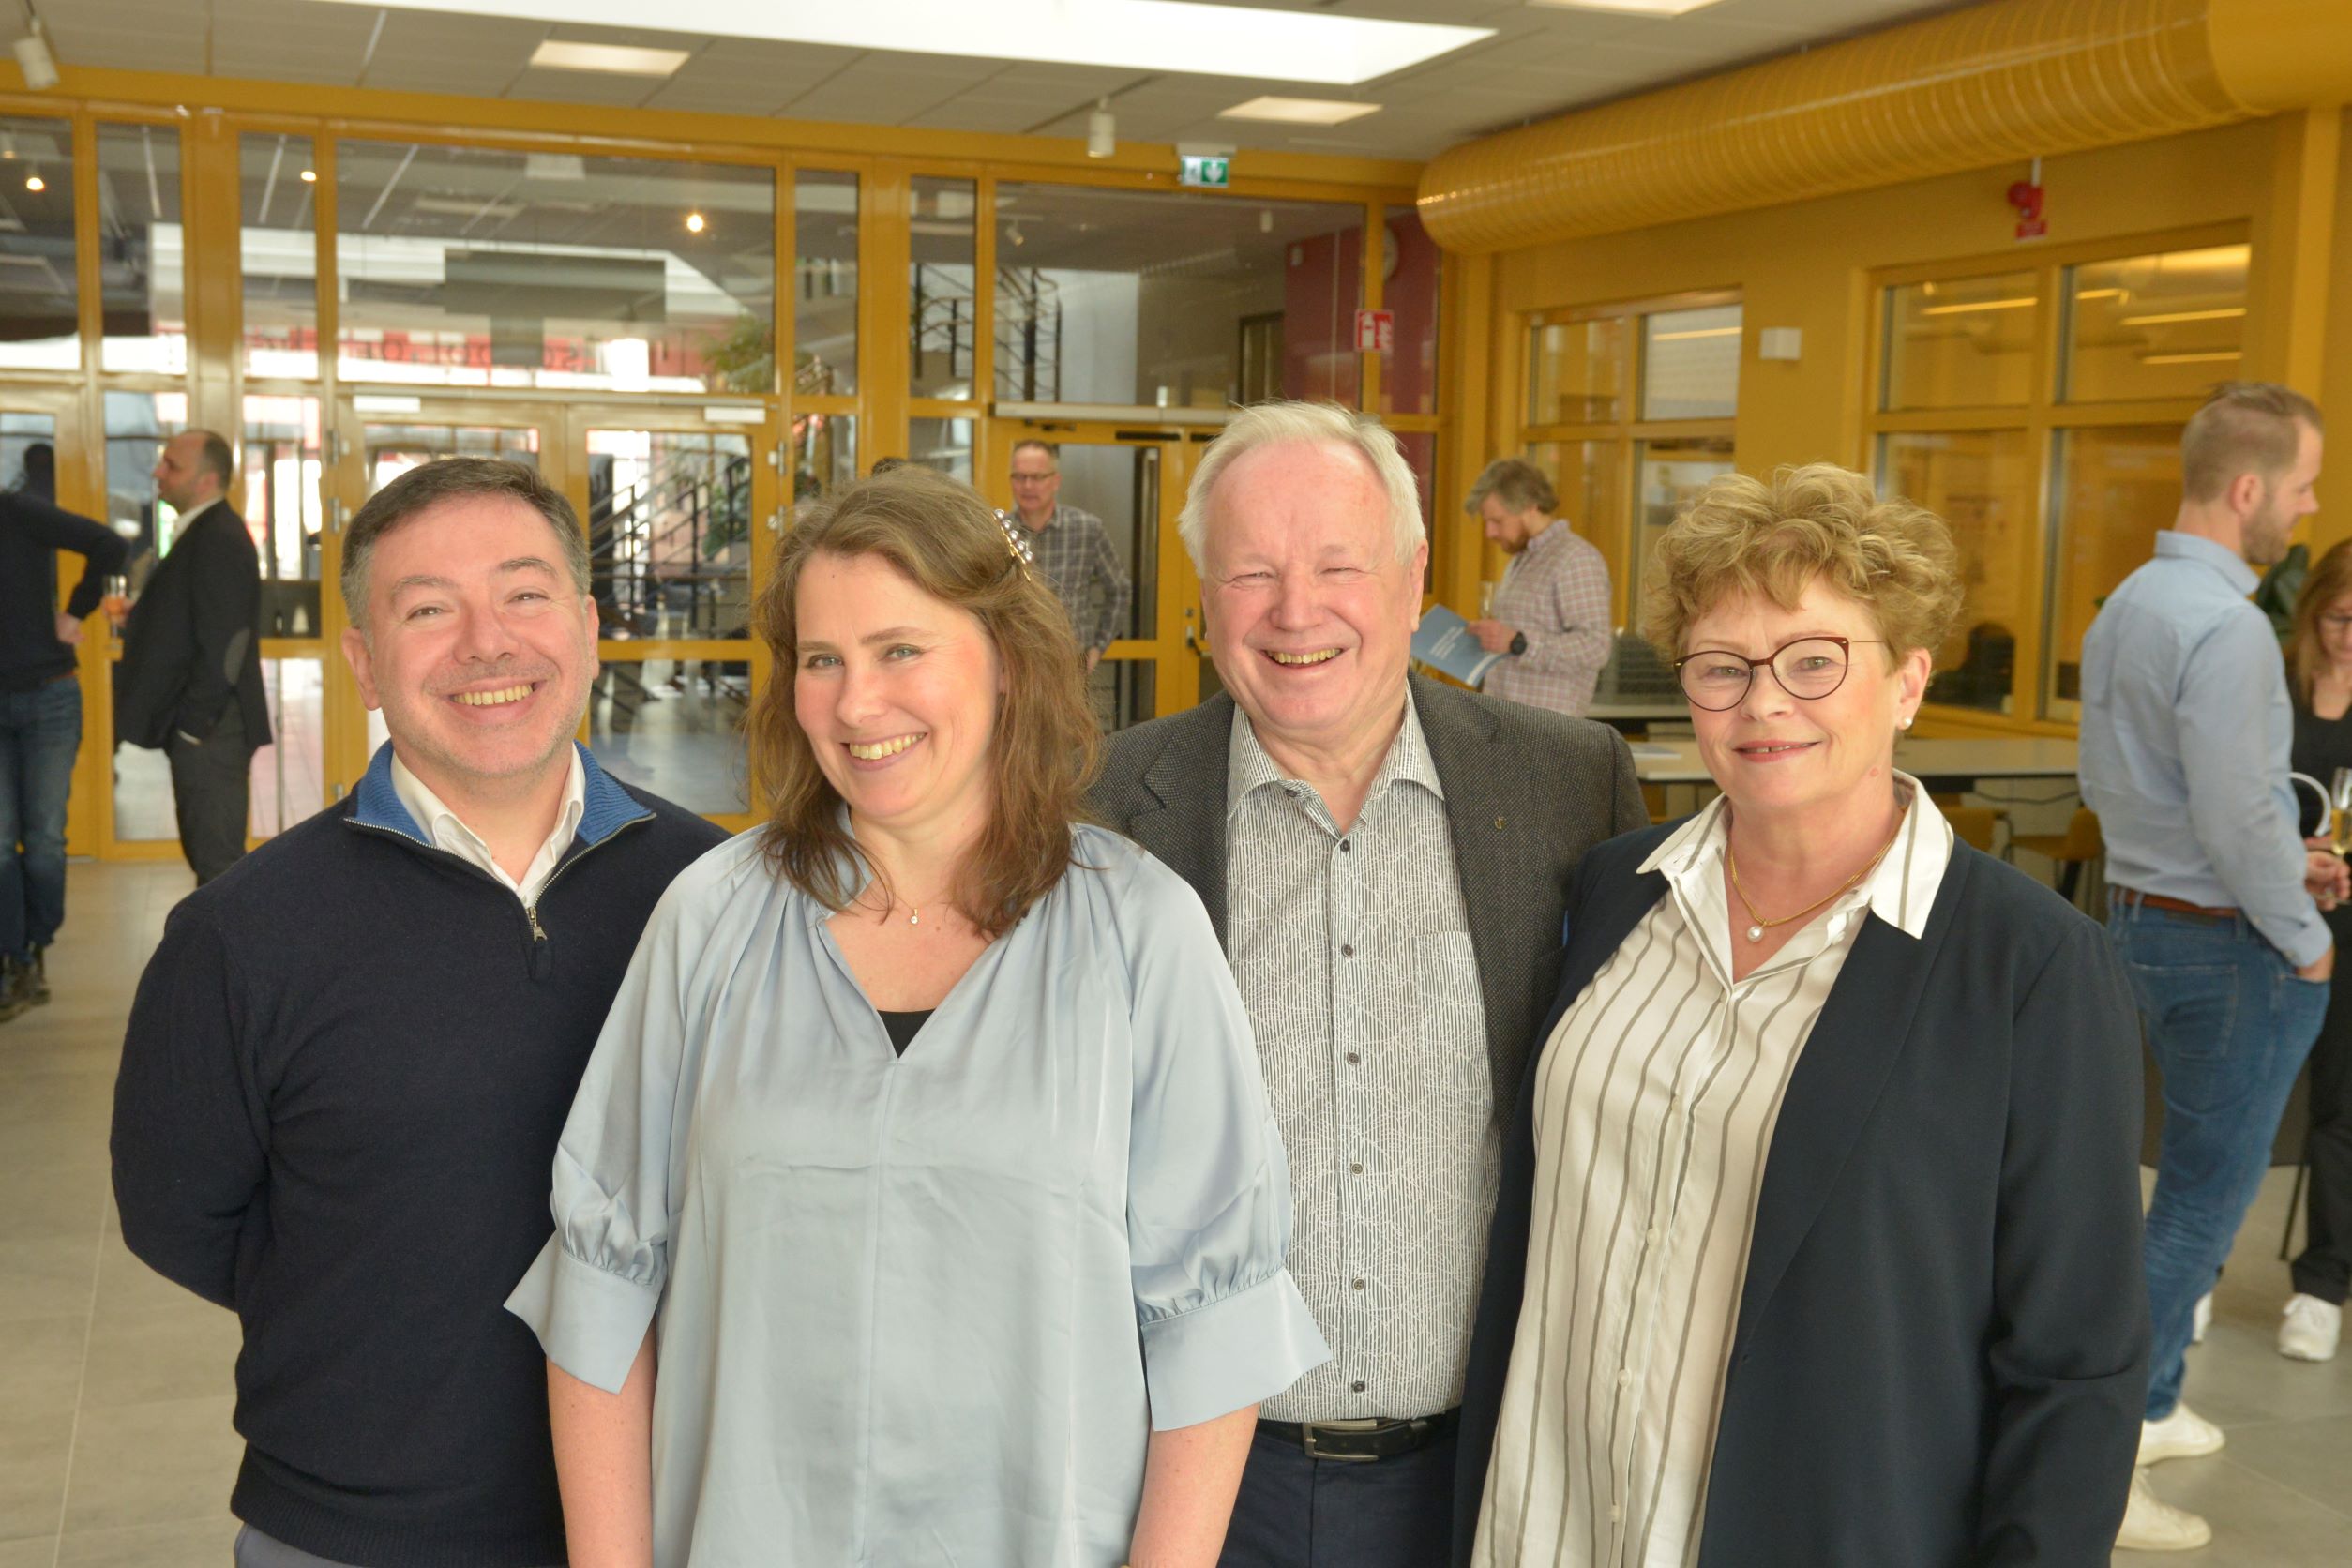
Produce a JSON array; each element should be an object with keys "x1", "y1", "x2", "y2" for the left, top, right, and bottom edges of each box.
[{"x1": 1508, "y1": 631, "x2": 1529, "y2": 656}]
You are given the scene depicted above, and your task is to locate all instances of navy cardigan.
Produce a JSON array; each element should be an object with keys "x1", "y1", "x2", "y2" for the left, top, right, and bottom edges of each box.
[{"x1": 1454, "y1": 823, "x2": 2149, "y2": 1568}]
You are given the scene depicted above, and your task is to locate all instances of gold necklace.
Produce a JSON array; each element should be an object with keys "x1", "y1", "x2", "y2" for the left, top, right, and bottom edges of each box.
[{"x1": 1726, "y1": 809, "x2": 1908, "y2": 943}]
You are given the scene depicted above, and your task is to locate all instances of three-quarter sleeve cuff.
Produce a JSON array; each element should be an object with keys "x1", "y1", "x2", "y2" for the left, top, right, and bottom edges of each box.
[
  {"x1": 504, "y1": 1234, "x2": 661, "y2": 1395},
  {"x1": 1139, "y1": 1268, "x2": 1331, "y2": 1431}
]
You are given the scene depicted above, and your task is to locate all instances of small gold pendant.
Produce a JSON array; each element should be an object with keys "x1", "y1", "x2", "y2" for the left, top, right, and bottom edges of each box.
[
  {"x1": 1746, "y1": 924, "x2": 1764, "y2": 942},
  {"x1": 909, "y1": 908, "x2": 920, "y2": 927}
]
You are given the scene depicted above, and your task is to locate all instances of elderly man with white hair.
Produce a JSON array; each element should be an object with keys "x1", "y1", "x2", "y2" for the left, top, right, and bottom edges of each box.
[{"x1": 1093, "y1": 401, "x2": 1645, "y2": 1566}]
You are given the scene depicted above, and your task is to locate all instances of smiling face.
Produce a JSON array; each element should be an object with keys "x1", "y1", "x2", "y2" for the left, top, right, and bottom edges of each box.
[
  {"x1": 1200, "y1": 439, "x2": 1426, "y2": 761},
  {"x1": 339, "y1": 493, "x2": 599, "y2": 805},
  {"x1": 1682, "y1": 577, "x2": 1929, "y2": 827},
  {"x1": 793, "y1": 550, "x2": 1003, "y2": 842}
]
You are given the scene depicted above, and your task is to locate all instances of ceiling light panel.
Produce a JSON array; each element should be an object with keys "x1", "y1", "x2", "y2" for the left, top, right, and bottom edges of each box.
[
  {"x1": 529, "y1": 39, "x2": 691, "y2": 75},
  {"x1": 1525, "y1": 0, "x2": 1726, "y2": 14},
  {"x1": 1219, "y1": 97, "x2": 1381, "y2": 126},
  {"x1": 309, "y1": 0, "x2": 1492, "y2": 85}
]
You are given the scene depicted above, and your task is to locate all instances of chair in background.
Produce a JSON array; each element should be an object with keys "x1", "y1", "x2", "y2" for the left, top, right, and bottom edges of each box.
[
  {"x1": 1944, "y1": 806, "x2": 2005, "y2": 857},
  {"x1": 2012, "y1": 808, "x2": 2103, "y2": 905}
]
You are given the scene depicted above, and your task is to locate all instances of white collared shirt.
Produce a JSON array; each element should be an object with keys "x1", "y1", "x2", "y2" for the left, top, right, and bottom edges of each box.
[
  {"x1": 388, "y1": 746, "x2": 587, "y2": 908},
  {"x1": 1472, "y1": 776, "x2": 1953, "y2": 1568}
]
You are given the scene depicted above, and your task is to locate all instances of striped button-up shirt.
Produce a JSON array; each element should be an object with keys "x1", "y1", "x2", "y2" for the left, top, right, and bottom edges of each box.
[
  {"x1": 1226, "y1": 696, "x2": 1497, "y2": 1422},
  {"x1": 1013, "y1": 504, "x2": 1132, "y2": 656},
  {"x1": 1472, "y1": 778, "x2": 1952, "y2": 1567},
  {"x1": 1484, "y1": 520, "x2": 1612, "y2": 718}
]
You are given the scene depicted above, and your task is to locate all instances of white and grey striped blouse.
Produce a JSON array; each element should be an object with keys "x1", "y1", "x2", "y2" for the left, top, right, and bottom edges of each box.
[{"x1": 1473, "y1": 776, "x2": 1953, "y2": 1568}]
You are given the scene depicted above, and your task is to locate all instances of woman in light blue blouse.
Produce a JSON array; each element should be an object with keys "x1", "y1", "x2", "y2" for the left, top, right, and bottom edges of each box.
[{"x1": 507, "y1": 467, "x2": 1327, "y2": 1567}]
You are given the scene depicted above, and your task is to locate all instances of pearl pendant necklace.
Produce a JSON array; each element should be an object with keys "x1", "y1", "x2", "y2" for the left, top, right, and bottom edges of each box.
[
  {"x1": 907, "y1": 904, "x2": 920, "y2": 927},
  {"x1": 1746, "y1": 921, "x2": 1765, "y2": 943}
]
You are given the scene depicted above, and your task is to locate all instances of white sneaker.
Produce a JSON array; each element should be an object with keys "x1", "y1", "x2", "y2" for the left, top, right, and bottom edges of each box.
[
  {"x1": 2139, "y1": 1401, "x2": 2225, "y2": 1465},
  {"x1": 2191, "y1": 1291, "x2": 2211, "y2": 1344},
  {"x1": 2279, "y1": 1293, "x2": 2343, "y2": 1362},
  {"x1": 2116, "y1": 1468, "x2": 2211, "y2": 1552}
]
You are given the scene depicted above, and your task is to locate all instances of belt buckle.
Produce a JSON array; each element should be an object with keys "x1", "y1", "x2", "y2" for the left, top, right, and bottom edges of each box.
[{"x1": 1300, "y1": 1417, "x2": 1386, "y2": 1463}]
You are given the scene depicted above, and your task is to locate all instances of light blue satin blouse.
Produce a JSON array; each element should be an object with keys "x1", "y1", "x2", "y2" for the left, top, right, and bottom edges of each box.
[{"x1": 506, "y1": 824, "x2": 1328, "y2": 1566}]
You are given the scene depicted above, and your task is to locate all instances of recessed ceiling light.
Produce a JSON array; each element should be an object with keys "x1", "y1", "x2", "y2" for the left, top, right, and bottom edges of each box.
[
  {"x1": 298, "y1": 168, "x2": 317, "y2": 182},
  {"x1": 528, "y1": 39, "x2": 691, "y2": 76},
  {"x1": 316, "y1": 0, "x2": 1489, "y2": 86},
  {"x1": 23, "y1": 174, "x2": 43, "y2": 192},
  {"x1": 1525, "y1": 0, "x2": 1726, "y2": 14},
  {"x1": 686, "y1": 211, "x2": 706, "y2": 233},
  {"x1": 1219, "y1": 97, "x2": 1381, "y2": 126}
]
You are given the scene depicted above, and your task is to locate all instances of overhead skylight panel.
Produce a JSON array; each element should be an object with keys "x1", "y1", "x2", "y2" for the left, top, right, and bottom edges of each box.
[{"x1": 306, "y1": 0, "x2": 1494, "y2": 86}]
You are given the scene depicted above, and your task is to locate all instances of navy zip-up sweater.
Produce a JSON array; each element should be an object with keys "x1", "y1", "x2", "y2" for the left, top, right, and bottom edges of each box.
[{"x1": 112, "y1": 743, "x2": 726, "y2": 1568}]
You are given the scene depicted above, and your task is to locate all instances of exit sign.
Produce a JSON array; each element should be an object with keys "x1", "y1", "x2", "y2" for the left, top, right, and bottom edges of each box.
[{"x1": 1180, "y1": 154, "x2": 1230, "y2": 188}]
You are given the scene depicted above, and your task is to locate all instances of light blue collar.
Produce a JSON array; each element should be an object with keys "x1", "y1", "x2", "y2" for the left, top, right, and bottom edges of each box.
[
  {"x1": 2153, "y1": 530, "x2": 2261, "y2": 596},
  {"x1": 352, "y1": 741, "x2": 651, "y2": 852}
]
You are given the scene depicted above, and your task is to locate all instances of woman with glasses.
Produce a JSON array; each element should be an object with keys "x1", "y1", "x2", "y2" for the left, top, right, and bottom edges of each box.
[
  {"x1": 1452, "y1": 465, "x2": 2148, "y2": 1568},
  {"x1": 2279, "y1": 541, "x2": 2352, "y2": 1362}
]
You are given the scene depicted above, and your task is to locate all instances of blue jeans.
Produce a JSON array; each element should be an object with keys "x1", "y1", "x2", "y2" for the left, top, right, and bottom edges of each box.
[
  {"x1": 0, "y1": 677, "x2": 80, "y2": 962},
  {"x1": 2108, "y1": 898, "x2": 2328, "y2": 1420}
]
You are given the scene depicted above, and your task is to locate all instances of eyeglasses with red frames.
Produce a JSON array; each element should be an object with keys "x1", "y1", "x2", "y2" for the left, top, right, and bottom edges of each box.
[{"x1": 1672, "y1": 635, "x2": 1888, "y2": 711}]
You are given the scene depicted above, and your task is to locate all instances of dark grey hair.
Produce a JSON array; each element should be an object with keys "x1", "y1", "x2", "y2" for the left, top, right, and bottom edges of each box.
[{"x1": 339, "y1": 458, "x2": 590, "y2": 626}]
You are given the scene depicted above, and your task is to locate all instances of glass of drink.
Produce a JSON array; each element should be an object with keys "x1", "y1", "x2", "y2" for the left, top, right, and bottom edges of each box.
[
  {"x1": 100, "y1": 574, "x2": 131, "y2": 629},
  {"x1": 2331, "y1": 767, "x2": 2352, "y2": 858},
  {"x1": 1478, "y1": 580, "x2": 1497, "y2": 617}
]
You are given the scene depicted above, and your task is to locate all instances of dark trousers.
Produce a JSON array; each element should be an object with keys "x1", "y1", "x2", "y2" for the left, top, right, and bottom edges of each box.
[
  {"x1": 1220, "y1": 1425, "x2": 1458, "y2": 1568},
  {"x1": 2293, "y1": 963, "x2": 2352, "y2": 1304},
  {"x1": 0, "y1": 676, "x2": 80, "y2": 960},
  {"x1": 167, "y1": 703, "x2": 249, "y2": 885}
]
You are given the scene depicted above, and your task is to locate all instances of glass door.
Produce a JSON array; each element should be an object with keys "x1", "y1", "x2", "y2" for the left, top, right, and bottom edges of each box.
[
  {"x1": 566, "y1": 408, "x2": 774, "y2": 830},
  {"x1": 985, "y1": 420, "x2": 1200, "y2": 732},
  {"x1": 4, "y1": 390, "x2": 109, "y2": 855},
  {"x1": 327, "y1": 397, "x2": 565, "y2": 798}
]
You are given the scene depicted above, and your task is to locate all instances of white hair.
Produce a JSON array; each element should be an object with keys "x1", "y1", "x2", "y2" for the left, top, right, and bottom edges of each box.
[{"x1": 1176, "y1": 401, "x2": 1426, "y2": 575}]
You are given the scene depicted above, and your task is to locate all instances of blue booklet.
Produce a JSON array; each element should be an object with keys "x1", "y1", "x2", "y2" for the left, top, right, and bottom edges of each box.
[{"x1": 1412, "y1": 604, "x2": 1504, "y2": 688}]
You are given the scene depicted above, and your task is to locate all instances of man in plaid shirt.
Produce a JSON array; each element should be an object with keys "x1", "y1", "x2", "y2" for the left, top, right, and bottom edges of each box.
[
  {"x1": 1010, "y1": 440, "x2": 1132, "y2": 669},
  {"x1": 1462, "y1": 458, "x2": 1613, "y2": 717}
]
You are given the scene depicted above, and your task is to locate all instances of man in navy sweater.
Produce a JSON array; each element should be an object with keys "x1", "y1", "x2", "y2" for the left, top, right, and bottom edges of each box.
[{"x1": 112, "y1": 458, "x2": 725, "y2": 1568}]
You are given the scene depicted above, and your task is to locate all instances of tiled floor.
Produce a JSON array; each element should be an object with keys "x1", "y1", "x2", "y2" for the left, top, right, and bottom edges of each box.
[{"x1": 1, "y1": 860, "x2": 2347, "y2": 1565}]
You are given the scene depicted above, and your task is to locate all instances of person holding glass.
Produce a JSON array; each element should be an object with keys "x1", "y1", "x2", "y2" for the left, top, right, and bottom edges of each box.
[
  {"x1": 2282, "y1": 538, "x2": 2352, "y2": 1364},
  {"x1": 1454, "y1": 465, "x2": 2148, "y2": 1568},
  {"x1": 507, "y1": 466, "x2": 1327, "y2": 1567}
]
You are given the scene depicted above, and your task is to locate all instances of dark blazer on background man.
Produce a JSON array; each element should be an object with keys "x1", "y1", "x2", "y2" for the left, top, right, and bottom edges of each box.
[
  {"x1": 1452, "y1": 822, "x2": 2150, "y2": 1568},
  {"x1": 1091, "y1": 671, "x2": 1647, "y2": 1114},
  {"x1": 115, "y1": 503, "x2": 272, "y2": 753}
]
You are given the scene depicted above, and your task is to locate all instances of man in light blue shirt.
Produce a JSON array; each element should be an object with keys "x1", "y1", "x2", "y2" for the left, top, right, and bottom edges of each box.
[{"x1": 2081, "y1": 381, "x2": 2338, "y2": 1552}]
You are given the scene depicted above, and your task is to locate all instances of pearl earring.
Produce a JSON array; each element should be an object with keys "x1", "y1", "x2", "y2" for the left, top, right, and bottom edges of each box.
[{"x1": 1898, "y1": 716, "x2": 1913, "y2": 730}]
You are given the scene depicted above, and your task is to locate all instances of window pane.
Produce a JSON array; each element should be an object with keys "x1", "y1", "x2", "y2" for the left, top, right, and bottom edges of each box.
[
  {"x1": 336, "y1": 141, "x2": 775, "y2": 393},
  {"x1": 993, "y1": 183, "x2": 1366, "y2": 409},
  {"x1": 363, "y1": 420, "x2": 539, "y2": 497},
  {"x1": 241, "y1": 395, "x2": 324, "y2": 636},
  {"x1": 1632, "y1": 437, "x2": 1735, "y2": 626},
  {"x1": 1380, "y1": 206, "x2": 1440, "y2": 416},
  {"x1": 909, "y1": 416, "x2": 972, "y2": 483},
  {"x1": 585, "y1": 429, "x2": 754, "y2": 641},
  {"x1": 0, "y1": 412, "x2": 55, "y2": 501},
  {"x1": 1882, "y1": 273, "x2": 2037, "y2": 411},
  {"x1": 796, "y1": 170, "x2": 858, "y2": 397},
  {"x1": 98, "y1": 124, "x2": 186, "y2": 374},
  {"x1": 103, "y1": 389, "x2": 191, "y2": 559},
  {"x1": 2046, "y1": 424, "x2": 2181, "y2": 716},
  {"x1": 1640, "y1": 305, "x2": 1740, "y2": 421},
  {"x1": 790, "y1": 411, "x2": 853, "y2": 505},
  {"x1": 1879, "y1": 430, "x2": 2031, "y2": 715},
  {"x1": 250, "y1": 658, "x2": 324, "y2": 837},
  {"x1": 1526, "y1": 438, "x2": 1621, "y2": 602},
  {"x1": 243, "y1": 133, "x2": 320, "y2": 378},
  {"x1": 1037, "y1": 443, "x2": 1159, "y2": 642},
  {"x1": 2063, "y1": 244, "x2": 2250, "y2": 403},
  {"x1": 589, "y1": 663, "x2": 748, "y2": 814},
  {"x1": 910, "y1": 176, "x2": 975, "y2": 400},
  {"x1": 1528, "y1": 318, "x2": 1627, "y2": 427},
  {"x1": 0, "y1": 116, "x2": 77, "y2": 369},
  {"x1": 1395, "y1": 429, "x2": 1437, "y2": 541}
]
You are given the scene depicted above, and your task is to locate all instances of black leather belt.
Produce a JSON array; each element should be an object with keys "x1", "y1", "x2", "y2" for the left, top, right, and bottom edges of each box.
[{"x1": 1257, "y1": 1410, "x2": 1459, "y2": 1463}]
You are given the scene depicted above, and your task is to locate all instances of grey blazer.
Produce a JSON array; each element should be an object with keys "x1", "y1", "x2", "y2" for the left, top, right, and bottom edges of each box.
[{"x1": 1090, "y1": 672, "x2": 1647, "y2": 1117}]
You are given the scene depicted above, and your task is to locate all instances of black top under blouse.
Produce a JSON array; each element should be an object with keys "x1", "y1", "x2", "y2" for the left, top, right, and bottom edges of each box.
[
  {"x1": 2293, "y1": 695, "x2": 2352, "y2": 839},
  {"x1": 878, "y1": 1009, "x2": 933, "y2": 1056}
]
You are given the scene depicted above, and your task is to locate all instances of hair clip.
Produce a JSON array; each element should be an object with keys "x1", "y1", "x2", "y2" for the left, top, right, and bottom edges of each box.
[{"x1": 993, "y1": 509, "x2": 1036, "y2": 572}]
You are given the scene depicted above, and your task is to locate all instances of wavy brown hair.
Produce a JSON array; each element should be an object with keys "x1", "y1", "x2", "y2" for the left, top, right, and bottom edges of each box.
[
  {"x1": 747, "y1": 467, "x2": 1100, "y2": 936},
  {"x1": 2290, "y1": 539, "x2": 2352, "y2": 707}
]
